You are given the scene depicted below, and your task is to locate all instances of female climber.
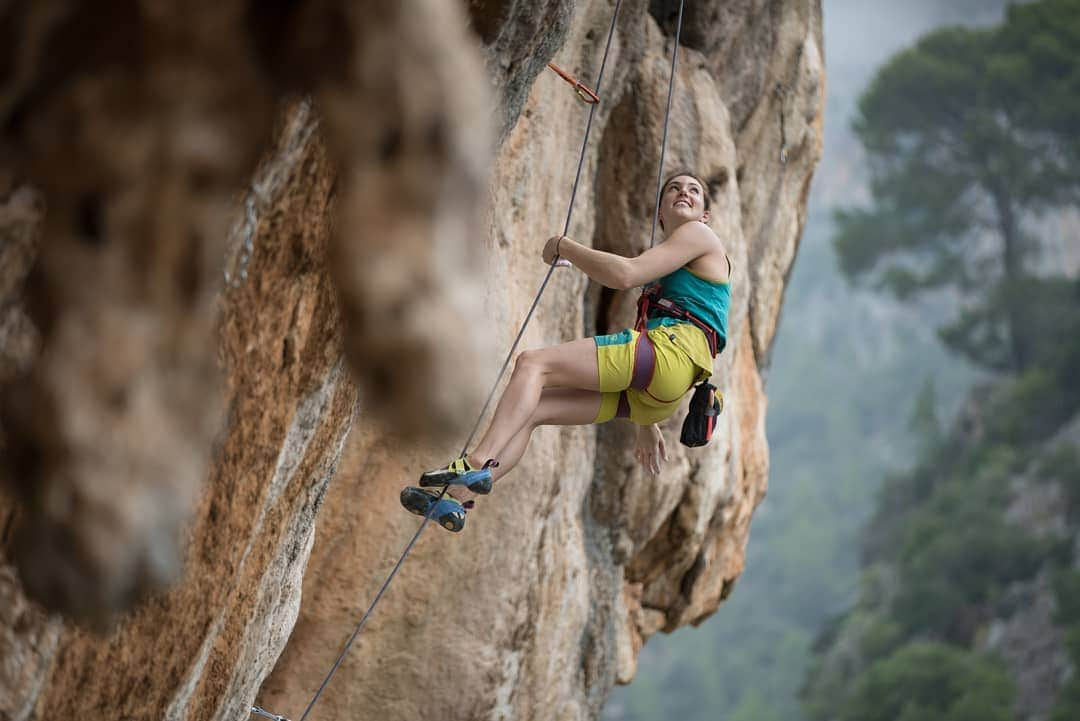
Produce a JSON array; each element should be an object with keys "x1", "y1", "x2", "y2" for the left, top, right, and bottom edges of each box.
[{"x1": 400, "y1": 172, "x2": 732, "y2": 531}]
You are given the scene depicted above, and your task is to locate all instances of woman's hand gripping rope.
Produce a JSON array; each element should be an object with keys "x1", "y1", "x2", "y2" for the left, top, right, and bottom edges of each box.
[
  {"x1": 634, "y1": 423, "x2": 668, "y2": 474},
  {"x1": 543, "y1": 235, "x2": 573, "y2": 267}
]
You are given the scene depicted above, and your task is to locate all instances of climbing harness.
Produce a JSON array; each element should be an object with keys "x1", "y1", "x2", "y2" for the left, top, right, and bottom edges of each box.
[
  {"x1": 635, "y1": 282, "x2": 727, "y2": 449},
  {"x1": 634, "y1": 275, "x2": 727, "y2": 450},
  {"x1": 546, "y1": 61, "x2": 600, "y2": 104},
  {"x1": 250, "y1": 2, "x2": 627, "y2": 720},
  {"x1": 635, "y1": 283, "x2": 720, "y2": 358}
]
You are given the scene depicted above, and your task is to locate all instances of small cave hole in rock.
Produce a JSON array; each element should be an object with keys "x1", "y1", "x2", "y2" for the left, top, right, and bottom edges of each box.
[
  {"x1": 466, "y1": 0, "x2": 508, "y2": 46},
  {"x1": 178, "y1": 237, "x2": 202, "y2": 306},
  {"x1": 426, "y1": 118, "x2": 447, "y2": 153},
  {"x1": 708, "y1": 168, "x2": 729, "y2": 196},
  {"x1": 108, "y1": 386, "x2": 129, "y2": 412},
  {"x1": 77, "y1": 194, "x2": 105, "y2": 246},
  {"x1": 281, "y1": 336, "x2": 294, "y2": 369},
  {"x1": 379, "y1": 126, "x2": 404, "y2": 164},
  {"x1": 596, "y1": 286, "x2": 618, "y2": 336},
  {"x1": 648, "y1": 0, "x2": 682, "y2": 29}
]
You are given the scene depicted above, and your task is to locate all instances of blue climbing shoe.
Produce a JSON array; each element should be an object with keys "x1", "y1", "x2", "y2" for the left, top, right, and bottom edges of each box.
[
  {"x1": 418, "y1": 457, "x2": 498, "y2": 495},
  {"x1": 400, "y1": 486, "x2": 471, "y2": 532}
]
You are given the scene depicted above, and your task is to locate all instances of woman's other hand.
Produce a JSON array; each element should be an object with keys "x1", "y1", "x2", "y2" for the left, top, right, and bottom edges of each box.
[{"x1": 633, "y1": 423, "x2": 668, "y2": 474}]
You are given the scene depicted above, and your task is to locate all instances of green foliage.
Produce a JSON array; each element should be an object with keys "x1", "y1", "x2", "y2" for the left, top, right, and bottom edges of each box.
[
  {"x1": 893, "y1": 509, "x2": 1048, "y2": 642},
  {"x1": 1052, "y1": 570, "x2": 1080, "y2": 626},
  {"x1": 727, "y1": 689, "x2": 784, "y2": 721},
  {"x1": 993, "y1": 0, "x2": 1080, "y2": 149},
  {"x1": 1050, "y1": 679, "x2": 1080, "y2": 721},
  {"x1": 1050, "y1": 573, "x2": 1080, "y2": 720},
  {"x1": 940, "y1": 277, "x2": 1080, "y2": 375},
  {"x1": 984, "y1": 371, "x2": 1077, "y2": 446},
  {"x1": 805, "y1": 287, "x2": 1078, "y2": 717},
  {"x1": 1038, "y1": 444, "x2": 1080, "y2": 522},
  {"x1": 802, "y1": 4, "x2": 1080, "y2": 721},
  {"x1": 854, "y1": 439, "x2": 1047, "y2": 642},
  {"x1": 832, "y1": 0, "x2": 1080, "y2": 372},
  {"x1": 909, "y1": 377, "x2": 943, "y2": 448},
  {"x1": 858, "y1": 617, "x2": 903, "y2": 661},
  {"x1": 838, "y1": 642, "x2": 1016, "y2": 721},
  {"x1": 1012, "y1": 278, "x2": 1080, "y2": 372}
]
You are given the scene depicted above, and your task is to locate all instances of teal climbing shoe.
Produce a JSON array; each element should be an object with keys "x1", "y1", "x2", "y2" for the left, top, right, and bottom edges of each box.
[
  {"x1": 400, "y1": 486, "x2": 470, "y2": 532},
  {"x1": 418, "y1": 457, "x2": 498, "y2": 495}
]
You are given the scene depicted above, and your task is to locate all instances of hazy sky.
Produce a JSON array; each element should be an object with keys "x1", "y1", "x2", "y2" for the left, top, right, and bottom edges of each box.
[{"x1": 813, "y1": 0, "x2": 1020, "y2": 210}]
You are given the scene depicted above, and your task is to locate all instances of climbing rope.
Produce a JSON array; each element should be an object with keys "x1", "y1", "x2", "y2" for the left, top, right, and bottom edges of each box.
[
  {"x1": 648, "y1": 0, "x2": 686, "y2": 248},
  {"x1": 251, "y1": 3, "x2": 626, "y2": 720}
]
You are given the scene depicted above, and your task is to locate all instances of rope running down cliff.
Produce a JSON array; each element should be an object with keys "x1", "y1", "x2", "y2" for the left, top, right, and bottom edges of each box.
[
  {"x1": 649, "y1": 0, "x2": 686, "y2": 248},
  {"x1": 250, "y1": 2, "x2": 691, "y2": 719}
]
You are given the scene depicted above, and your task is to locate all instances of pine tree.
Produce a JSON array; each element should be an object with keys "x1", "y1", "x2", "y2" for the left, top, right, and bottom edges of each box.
[{"x1": 833, "y1": 0, "x2": 1080, "y2": 373}]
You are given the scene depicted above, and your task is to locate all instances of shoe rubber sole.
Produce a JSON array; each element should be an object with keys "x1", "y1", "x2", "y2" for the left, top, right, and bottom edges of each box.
[{"x1": 400, "y1": 487, "x2": 466, "y2": 532}]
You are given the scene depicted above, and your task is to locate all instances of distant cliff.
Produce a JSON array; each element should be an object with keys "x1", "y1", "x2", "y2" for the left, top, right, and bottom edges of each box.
[{"x1": 0, "y1": 1, "x2": 823, "y2": 719}]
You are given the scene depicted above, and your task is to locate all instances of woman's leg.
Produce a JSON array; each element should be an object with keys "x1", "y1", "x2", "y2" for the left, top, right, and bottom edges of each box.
[
  {"x1": 467, "y1": 337, "x2": 601, "y2": 467},
  {"x1": 482, "y1": 387, "x2": 602, "y2": 482}
]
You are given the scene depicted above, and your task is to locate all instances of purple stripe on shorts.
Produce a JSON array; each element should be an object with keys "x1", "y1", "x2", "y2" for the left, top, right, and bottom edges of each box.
[
  {"x1": 630, "y1": 333, "x2": 656, "y2": 390},
  {"x1": 616, "y1": 392, "x2": 631, "y2": 419}
]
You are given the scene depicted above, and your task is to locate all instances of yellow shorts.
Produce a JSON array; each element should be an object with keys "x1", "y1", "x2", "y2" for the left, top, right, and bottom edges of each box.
[{"x1": 593, "y1": 322, "x2": 712, "y2": 426}]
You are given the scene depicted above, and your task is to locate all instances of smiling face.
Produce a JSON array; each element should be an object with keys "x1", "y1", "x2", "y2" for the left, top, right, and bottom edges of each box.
[{"x1": 658, "y1": 173, "x2": 710, "y2": 234}]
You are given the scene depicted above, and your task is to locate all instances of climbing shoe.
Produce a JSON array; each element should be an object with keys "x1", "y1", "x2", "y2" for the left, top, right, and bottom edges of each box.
[
  {"x1": 418, "y1": 457, "x2": 499, "y2": 495},
  {"x1": 400, "y1": 486, "x2": 472, "y2": 532}
]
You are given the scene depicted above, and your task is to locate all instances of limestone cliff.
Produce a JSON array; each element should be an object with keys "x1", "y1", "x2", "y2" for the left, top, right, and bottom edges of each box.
[{"x1": 0, "y1": 1, "x2": 823, "y2": 720}]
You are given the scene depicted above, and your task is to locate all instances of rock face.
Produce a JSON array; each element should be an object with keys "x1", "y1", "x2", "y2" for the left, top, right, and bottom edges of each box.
[
  {"x1": 260, "y1": 1, "x2": 823, "y2": 720},
  {"x1": 0, "y1": 0, "x2": 823, "y2": 720}
]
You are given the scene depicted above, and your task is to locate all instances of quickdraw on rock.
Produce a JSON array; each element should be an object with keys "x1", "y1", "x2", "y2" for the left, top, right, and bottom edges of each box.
[{"x1": 546, "y1": 61, "x2": 601, "y2": 104}]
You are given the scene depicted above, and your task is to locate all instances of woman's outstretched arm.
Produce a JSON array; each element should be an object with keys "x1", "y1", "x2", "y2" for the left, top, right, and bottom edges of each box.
[{"x1": 542, "y1": 222, "x2": 718, "y2": 289}]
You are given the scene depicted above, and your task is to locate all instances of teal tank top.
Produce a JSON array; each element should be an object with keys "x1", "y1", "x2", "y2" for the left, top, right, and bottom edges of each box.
[{"x1": 646, "y1": 266, "x2": 730, "y2": 353}]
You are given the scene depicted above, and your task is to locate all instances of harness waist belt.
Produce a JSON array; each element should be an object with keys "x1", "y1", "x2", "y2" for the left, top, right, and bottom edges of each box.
[{"x1": 635, "y1": 284, "x2": 721, "y2": 358}]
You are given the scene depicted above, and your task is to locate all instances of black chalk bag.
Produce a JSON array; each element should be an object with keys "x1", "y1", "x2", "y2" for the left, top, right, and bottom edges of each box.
[{"x1": 680, "y1": 382, "x2": 723, "y2": 448}]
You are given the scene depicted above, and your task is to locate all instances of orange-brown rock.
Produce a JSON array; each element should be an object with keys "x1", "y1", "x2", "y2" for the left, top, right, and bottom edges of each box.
[
  {"x1": 0, "y1": 0, "x2": 823, "y2": 719},
  {"x1": 0, "y1": 0, "x2": 492, "y2": 625}
]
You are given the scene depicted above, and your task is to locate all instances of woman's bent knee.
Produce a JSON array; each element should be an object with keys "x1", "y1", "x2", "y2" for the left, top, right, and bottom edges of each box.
[{"x1": 514, "y1": 349, "x2": 547, "y2": 378}]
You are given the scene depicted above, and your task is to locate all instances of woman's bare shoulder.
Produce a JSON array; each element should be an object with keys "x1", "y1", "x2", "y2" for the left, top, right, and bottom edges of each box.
[
  {"x1": 681, "y1": 221, "x2": 730, "y2": 281},
  {"x1": 678, "y1": 220, "x2": 726, "y2": 253},
  {"x1": 671, "y1": 219, "x2": 721, "y2": 245}
]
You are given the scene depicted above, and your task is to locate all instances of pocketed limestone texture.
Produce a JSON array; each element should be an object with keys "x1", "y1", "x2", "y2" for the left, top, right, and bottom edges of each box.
[
  {"x1": 0, "y1": 0, "x2": 822, "y2": 719},
  {"x1": 261, "y1": 1, "x2": 822, "y2": 720}
]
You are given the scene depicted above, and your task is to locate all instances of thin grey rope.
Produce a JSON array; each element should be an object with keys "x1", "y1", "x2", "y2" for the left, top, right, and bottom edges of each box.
[
  {"x1": 460, "y1": 0, "x2": 624, "y2": 455},
  {"x1": 647, "y1": 0, "x2": 686, "y2": 248},
  {"x1": 277, "y1": 4, "x2": 626, "y2": 720},
  {"x1": 295, "y1": 511, "x2": 432, "y2": 721}
]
